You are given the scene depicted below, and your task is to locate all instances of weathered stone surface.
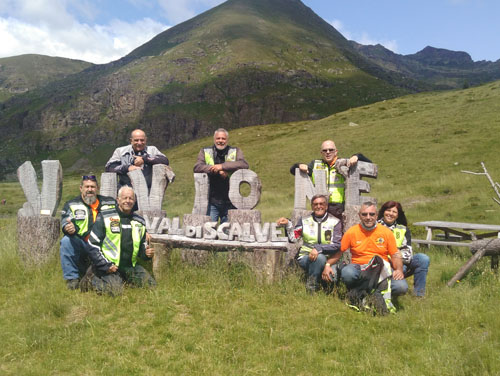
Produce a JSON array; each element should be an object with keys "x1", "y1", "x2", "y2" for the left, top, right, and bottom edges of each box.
[
  {"x1": 128, "y1": 164, "x2": 173, "y2": 211},
  {"x1": 17, "y1": 214, "x2": 60, "y2": 266},
  {"x1": 40, "y1": 160, "x2": 63, "y2": 216},
  {"x1": 17, "y1": 161, "x2": 41, "y2": 215},
  {"x1": 226, "y1": 209, "x2": 285, "y2": 282},
  {"x1": 344, "y1": 161, "x2": 378, "y2": 206},
  {"x1": 192, "y1": 173, "x2": 210, "y2": 215},
  {"x1": 100, "y1": 172, "x2": 117, "y2": 198},
  {"x1": 293, "y1": 168, "x2": 327, "y2": 210},
  {"x1": 151, "y1": 241, "x2": 170, "y2": 279},
  {"x1": 181, "y1": 213, "x2": 212, "y2": 265},
  {"x1": 16, "y1": 160, "x2": 63, "y2": 267},
  {"x1": 228, "y1": 169, "x2": 262, "y2": 210}
]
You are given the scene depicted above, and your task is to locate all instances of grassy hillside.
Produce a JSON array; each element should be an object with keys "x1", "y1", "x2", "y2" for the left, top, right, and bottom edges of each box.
[
  {"x1": 1, "y1": 81, "x2": 500, "y2": 374},
  {"x1": 0, "y1": 54, "x2": 92, "y2": 102}
]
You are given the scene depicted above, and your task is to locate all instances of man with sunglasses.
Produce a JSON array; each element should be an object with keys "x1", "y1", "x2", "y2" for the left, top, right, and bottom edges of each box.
[
  {"x1": 60, "y1": 175, "x2": 116, "y2": 289},
  {"x1": 290, "y1": 140, "x2": 369, "y2": 220},
  {"x1": 323, "y1": 201, "x2": 407, "y2": 313}
]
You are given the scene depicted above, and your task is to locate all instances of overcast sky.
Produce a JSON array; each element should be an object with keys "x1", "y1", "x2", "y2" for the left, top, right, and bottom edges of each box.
[{"x1": 0, "y1": 0, "x2": 498, "y2": 64}]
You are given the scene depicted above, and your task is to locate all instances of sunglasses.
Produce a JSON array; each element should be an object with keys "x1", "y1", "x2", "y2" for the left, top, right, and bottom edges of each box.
[
  {"x1": 82, "y1": 175, "x2": 97, "y2": 181},
  {"x1": 321, "y1": 148, "x2": 336, "y2": 153},
  {"x1": 360, "y1": 212, "x2": 376, "y2": 217}
]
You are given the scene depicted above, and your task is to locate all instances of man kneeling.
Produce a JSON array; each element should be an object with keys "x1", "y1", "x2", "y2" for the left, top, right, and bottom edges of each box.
[
  {"x1": 325, "y1": 201, "x2": 406, "y2": 314},
  {"x1": 83, "y1": 186, "x2": 156, "y2": 295}
]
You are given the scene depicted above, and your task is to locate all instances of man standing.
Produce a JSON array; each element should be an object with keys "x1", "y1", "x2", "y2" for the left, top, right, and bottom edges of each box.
[
  {"x1": 105, "y1": 129, "x2": 169, "y2": 191},
  {"x1": 84, "y1": 186, "x2": 156, "y2": 296},
  {"x1": 277, "y1": 194, "x2": 342, "y2": 293},
  {"x1": 60, "y1": 175, "x2": 116, "y2": 289},
  {"x1": 193, "y1": 128, "x2": 249, "y2": 223},
  {"x1": 324, "y1": 201, "x2": 407, "y2": 313},
  {"x1": 290, "y1": 140, "x2": 368, "y2": 219}
]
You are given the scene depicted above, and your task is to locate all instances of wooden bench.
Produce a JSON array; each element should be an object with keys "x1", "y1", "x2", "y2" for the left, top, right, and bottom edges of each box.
[{"x1": 413, "y1": 220, "x2": 500, "y2": 248}]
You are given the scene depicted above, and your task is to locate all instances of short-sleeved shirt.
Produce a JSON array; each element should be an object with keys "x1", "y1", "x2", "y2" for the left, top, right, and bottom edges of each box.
[{"x1": 341, "y1": 223, "x2": 398, "y2": 265}]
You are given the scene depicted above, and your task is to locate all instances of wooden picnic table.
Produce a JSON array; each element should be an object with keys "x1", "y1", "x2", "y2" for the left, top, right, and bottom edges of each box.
[{"x1": 413, "y1": 220, "x2": 500, "y2": 248}]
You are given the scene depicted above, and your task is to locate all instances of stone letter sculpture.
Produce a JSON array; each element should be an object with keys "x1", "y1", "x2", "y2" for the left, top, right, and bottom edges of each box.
[{"x1": 17, "y1": 160, "x2": 62, "y2": 266}]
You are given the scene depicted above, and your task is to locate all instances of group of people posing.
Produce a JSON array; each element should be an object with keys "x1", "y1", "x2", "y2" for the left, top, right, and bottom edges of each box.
[
  {"x1": 277, "y1": 140, "x2": 429, "y2": 313},
  {"x1": 59, "y1": 128, "x2": 429, "y2": 313}
]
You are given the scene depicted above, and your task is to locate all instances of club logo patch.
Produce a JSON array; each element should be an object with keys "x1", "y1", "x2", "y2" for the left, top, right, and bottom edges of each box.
[
  {"x1": 74, "y1": 209, "x2": 86, "y2": 220},
  {"x1": 375, "y1": 237, "x2": 385, "y2": 245},
  {"x1": 110, "y1": 219, "x2": 121, "y2": 233}
]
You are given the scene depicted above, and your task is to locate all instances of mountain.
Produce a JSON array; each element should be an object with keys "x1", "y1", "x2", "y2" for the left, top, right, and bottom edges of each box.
[
  {"x1": 351, "y1": 43, "x2": 500, "y2": 89},
  {"x1": 0, "y1": 0, "x2": 417, "y2": 179},
  {"x1": 0, "y1": 54, "x2": 92, "y2": 102}
]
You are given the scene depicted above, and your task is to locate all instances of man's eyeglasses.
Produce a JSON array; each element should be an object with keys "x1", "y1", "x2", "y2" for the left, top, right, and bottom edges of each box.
[
  {"x1": 321, "y1": 148, "x2": 336, "y2": 153},
  {"x1": 82, "y1": 175, "x2": 97, "y2": 181},
  {"x1": 360, "y1": 212, "x2": 376, "y2": 217}
]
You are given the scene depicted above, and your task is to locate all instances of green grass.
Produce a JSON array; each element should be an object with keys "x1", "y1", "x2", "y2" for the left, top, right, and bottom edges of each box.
[{"x1": 2, "y1": 80, "x2": 500, "y2": 374}]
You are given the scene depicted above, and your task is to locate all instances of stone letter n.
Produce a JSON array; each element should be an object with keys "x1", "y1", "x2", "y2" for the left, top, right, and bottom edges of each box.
[{"x1": 293, "y1": 168, "x2": 328, "y2": 210}]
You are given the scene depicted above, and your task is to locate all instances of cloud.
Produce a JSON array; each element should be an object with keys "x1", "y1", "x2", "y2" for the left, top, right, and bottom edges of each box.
[
  {"x1": 330, "y1": 18, "x2": 398, "y2": 53},
  {"x1": 0, "y1": 6, "x2": 168, "y2": 64}
]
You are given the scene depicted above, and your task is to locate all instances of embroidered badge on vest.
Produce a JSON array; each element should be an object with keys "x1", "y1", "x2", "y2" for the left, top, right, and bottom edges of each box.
[
  {"x1": 74, "y1": 209, "x2": 86, "y2": 220},
  {"x1": 110, "y1": 219, "x2": 121, "y2": 233}
]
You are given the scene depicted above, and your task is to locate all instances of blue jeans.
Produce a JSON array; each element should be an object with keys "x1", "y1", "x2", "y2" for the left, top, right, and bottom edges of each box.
[
  {"x1": 297, "y1": 253, "x2": 327, "y2": 288},
  {"x1": 208, "y1": 202, "x2": 234, "y2": 223},
  {"x1": 60, "y1": 235, "x2": 88, "y2": 280},
  {"x1": 341, "y1": 263, "x2": 409, "y2": 297},
  {"x1": 404, "y1": 253, "x2": 430, "y2": 297}
]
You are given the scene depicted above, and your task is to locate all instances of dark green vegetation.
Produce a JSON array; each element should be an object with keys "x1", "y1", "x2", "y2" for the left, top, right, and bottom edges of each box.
[
  {"x1": 1, "y1": 80, "x2": 500, "y2": 374},
  {"x1": 352, "y1": 43, "x2": 500, "y2": 89},
  {"x1": 0, "y1": 54, "x2": 92, "y2": 102},
  {"x1": 0, "y1": 0, "x2": 419, "y2": 179},
  {"x1": 2, "y1": 0, "x2": 500, "y2": 181}
]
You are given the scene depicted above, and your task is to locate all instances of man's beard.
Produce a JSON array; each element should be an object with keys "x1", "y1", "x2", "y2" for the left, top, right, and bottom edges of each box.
[{"x1": 83, "y1": 194, "x2": 97, "y2": 205}]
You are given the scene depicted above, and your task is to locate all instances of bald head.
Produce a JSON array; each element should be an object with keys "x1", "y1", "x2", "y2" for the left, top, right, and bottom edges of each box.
[
  {"x1": 320, "y1": 140, "x2": 337, "y2": 163},
  {"x1": 130, "y1": 129, "x2": 147, "y2": 152}
]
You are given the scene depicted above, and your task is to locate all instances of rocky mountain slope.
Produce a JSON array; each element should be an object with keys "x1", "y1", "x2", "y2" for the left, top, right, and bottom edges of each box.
[
  {"x1": 0, "y1": 0, "x2": 423, "y2": 178},
  {"x1": 351, "y1": 43, "x2": 500, "y2": 89}
]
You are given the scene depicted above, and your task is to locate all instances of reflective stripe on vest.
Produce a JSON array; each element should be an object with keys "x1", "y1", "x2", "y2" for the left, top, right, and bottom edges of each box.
[
  {"x1": 204, "y1": 147, "x2": 237, "y2": 166},
  {"x1": 69, "y1": 203, "x2": 90, "y2": 237},
  {"x1": 299, "y1": 214, "x2": 340, "y2": 256},
  {"x1": 102, "y1": 212, "x2": 146, "y2": 267},
  {"x1": 69, "y1": 202, "x2": 116, "y2": 237},
  {"x1": 392, "y1": 225, "x2": 407, "y2": 248},
  {"x1": 311, "y1": 160, "x2": 345, "y2": 204}
]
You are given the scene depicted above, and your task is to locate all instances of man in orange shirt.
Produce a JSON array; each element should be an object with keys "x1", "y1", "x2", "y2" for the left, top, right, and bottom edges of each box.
[{"x1": 323, "y1": 201, "x2": 407, "y2": 312}]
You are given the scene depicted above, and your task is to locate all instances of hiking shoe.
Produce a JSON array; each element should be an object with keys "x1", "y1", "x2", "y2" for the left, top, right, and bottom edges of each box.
[{"x1": 66, "y1": 279, "x2": 80, "y2": 290}]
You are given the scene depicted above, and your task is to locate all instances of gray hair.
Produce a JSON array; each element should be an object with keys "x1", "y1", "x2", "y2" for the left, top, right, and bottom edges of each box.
[
  {"x1": 117, "y1": 185, "x2": 135, "y2": 198},
  {"x1": 360, "y1": 201, "x2": 377, "y2": 211},
  {"x1": 214, "y1": 128, "x2": 229, "y2": 137},
  {"x1": 311, "y1": 194, "x2": 328, "y2": 205}
]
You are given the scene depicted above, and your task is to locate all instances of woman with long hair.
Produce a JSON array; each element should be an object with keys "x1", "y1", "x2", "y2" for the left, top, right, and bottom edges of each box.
[{"x1": 378, "y1": 201, "x2": 430, "y2": 297}]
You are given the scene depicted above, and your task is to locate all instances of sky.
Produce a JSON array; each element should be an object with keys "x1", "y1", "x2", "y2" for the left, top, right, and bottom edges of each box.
[{"x1": 0, "y1": 0, "x2": 498, "y2": 64}]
